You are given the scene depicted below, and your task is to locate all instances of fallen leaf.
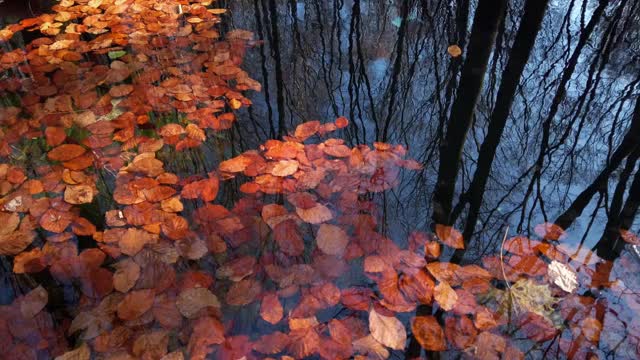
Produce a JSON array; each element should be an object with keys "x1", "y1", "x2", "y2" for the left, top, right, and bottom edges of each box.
[
  {"x1": 48, "y1": 144, "x2": 86, "y2": 162},
  {"x1": 447, "y1": 44, "x2": 462, "y2": 57},
  {"x1": 64, "y1": 185, "x2": 94, "y2": 204},
  {"x1": 226, "y1": 278, "x2": 261, "y2": 306},
  {"x1": 369, "y1": 307, "x2": 406, "y2": 350},
  {"x1": 54, "y1": 343, "x2": 90, "y2": 360},
  {"x1": 434, "y1": 281, "x2": 458, "y2": 311},
  {"x1": 316, "y1": 224, "x2": 349, "y2": 256},
  {"x1": 412, "y1": 315, "x2": 446, "y2": 351},
  {"x1": 547, "y1": 260, "x2": 578, "y2": 293},
  {"x1": 435, "y1": 224, "x2": 464, "y2": 249},
  {"x1": 176, "y1": 287, "x2": 220, "y2": 318},
  {"x1": 117, "y1": 289, "x2": 155, "y2": 320},
  {"x1": 271, "y1": 160, "x2": 299, "y2": 177},
  {"x1": 352, "y1": 335, "x2": 390, "y2": 359},
  {"x1": 260, "y1": 293, "x2": 283, "y2": 325},
  {"x1": 113, "y1": 258, "x2": 141, "y2": 293},
  {"x1": 296, "y1": 203, "x2": 333, "y2": 224},
  {"x1": 20, "y1": 285, "x2": 48, "y2": 318}
]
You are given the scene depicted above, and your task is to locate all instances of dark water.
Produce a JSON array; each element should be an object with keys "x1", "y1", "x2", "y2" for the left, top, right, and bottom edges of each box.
[{"x1": 1, "y1": 0, "x2": 639, "y2": 359}]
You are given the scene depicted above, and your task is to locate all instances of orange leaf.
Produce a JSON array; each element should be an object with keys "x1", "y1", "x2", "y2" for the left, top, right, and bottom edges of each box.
[
  {"x1": 294, "y1": 121, "x2": 320, "y2": 141},
  {"x1": 47, "y1": 144, "x2": 86, "y2": 161},
  {"x1": 447, "y1": 44, "x2": 462, "y2": 57},
  {"x1": 435, "y1": 224, "x2": 464, "y2": 249},
  {"x1": 412, "y1": 316, "x2": 446, "y2": 351},
  {"x1": 335, "y1": 116, "x2": 349, "y2": 128},
  {"x1": 533, "y1": 222, "x2": 566, "y2": 241},
  {"x1": 45, "y1": 127, "x2": 66, "y2": 146},
  {"x1": 434, "y1": 281, "x2": 458, "y2": 311},
  {"x1": 270, "y1": 159, "x2": 299, "y2": 177},
  {"x1": 182, "y1": 177, "x2": 219, "y2": 202},
  {"x1": 260, "y1": 293, "x2": 283, "y2": 325},
  {"x1": 39, "y1": 209, "x2": 73, "y2": 233}
]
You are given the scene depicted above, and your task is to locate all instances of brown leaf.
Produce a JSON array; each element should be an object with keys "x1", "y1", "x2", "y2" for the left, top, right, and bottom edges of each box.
[
  {"x1": 120, "y1": 228, "x2": 158, "y2": 256},
  {"x1": 288, "y1": 327, "x2": 320, "y2": 358},
  {"x1": 316, "y1": 224, "x2": 349, "y2": 256},
  {"x1": 369, "y1": 308, "x2": 406, "y2": 350},
  {"x1": 253, "y1": 331, "x2": 290, "y2": 354},
  {"x1": 435, "y1": 224, "x2": 464, "y2": 249},
  {"x1": 54, "y1": 343, "x2": 90, "y2": 360},
  {"x1": 0, "y1": 228, "x2": 35, "y2": 255},
  {"x1": 426, "y1": 262, "x2": 463, "y2": 286},
  {"x1": 273, "y1": 219, "x2": 304, "y2": 256},
  {"x1": 412, "y1": 315, "x2": 446, "y2": 351},
  {"x1": 64, "y1": 185, "x2": 94, "y2": 204},
  {"x1": 40, "y1": 209, "x2": 73, "y2": 233},
  {"x1": 113, "y1": 258, "x2": 141, "y2": 293},
  {"x1": 352, "y1": 335, "x2": 390, "y2": 359},
  {"x1": 176, "y1": 287, "x2": 220, "y2": 318},
  {"x1": 341, "y1": 287, "x2": 374, "y2": 311},
  {"x1": 517, "y1": 312, "x2": 558, "y2": 342},
  {"x1": 226, "y1": 278, "x2": 262, "y2": 306},
  {"x1": 296, "y1": 203, "x2": 333, "y2": 224},
  {"x1": 117, "y1": 289, "x2": 155, "y2": 321},
  {"x1": 329, "y1": 319, "x2": 353, "y2": 345},
  {"x1": 20, "y1": 285, "x2": 48, "y2": 318}
]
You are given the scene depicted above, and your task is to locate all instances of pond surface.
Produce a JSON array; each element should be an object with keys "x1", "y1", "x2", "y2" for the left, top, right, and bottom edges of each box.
[{"x1": 1, "y1": 0, "x2": 639, "y2": 359}]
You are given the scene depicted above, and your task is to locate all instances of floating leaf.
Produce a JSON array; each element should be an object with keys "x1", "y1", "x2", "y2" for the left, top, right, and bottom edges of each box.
[
  {"x1": 412, "y1": 316, "x2": 446, "y2": 351},
  {"x1": 64, "y1": 185, "x2": 94, "y2": 204},
  {"x1": 434, "y1": 281, "x2": 458, "y2": 311},
  {"x1": 260, "y1": 293, "x2": 283, "y2": 325},
  {"x1": 296, "y1": 203, "x2": 333, "y2": 224},
  {"x1": 113, "y1": 258, "x2": 141, "y2": 293},
  {"x1": 117, "y1": 289, "x2": 155, "y2": 321},
  {"x1": 447, "y1": 44, "x2": 462, "y2": 57},
  {"x1": 352, "y1": 335, "x2": 390, "y2": 359},
  {"x1": 48, "y1": 144, "x2": 86, "y2": 162},
  {"x1": 20, "y1": 285, "x2": 48, "y2": 318},
  {"x1": 226, "y1": 278, "x2": 261, "y2": 306},
  {"x1": 176, "y1": 287, "x2": 220, "y2": 318},
  {"x1": 368, "y1": 308, "x2": 406, "y2": 350},
  {"x1": 54, "y1": 343, "x2": 90, "y2": 360},
  {"x1": 435, "y1": 224, "x2": 464, "y2": 249},
  {"x1": 547, "y1": 260, "x2": 578, "y2": 293},
  {"x1": 316, "y1": 224, "x2": 349, "y2": 256}
]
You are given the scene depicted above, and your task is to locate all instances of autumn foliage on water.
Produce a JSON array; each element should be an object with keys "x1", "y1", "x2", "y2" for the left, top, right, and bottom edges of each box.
[{"x1": 0, "y1": 1, "x2": 639, "y2": 359}]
